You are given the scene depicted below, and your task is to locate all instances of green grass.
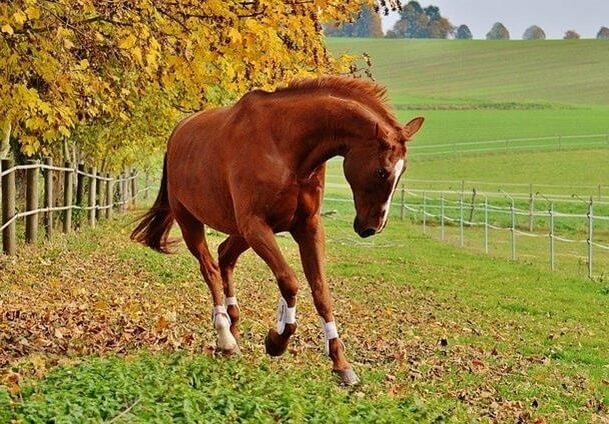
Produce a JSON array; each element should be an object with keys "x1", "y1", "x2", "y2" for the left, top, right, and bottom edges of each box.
[
  {"x1": 328, "y1": 39, "x2": 609, "y2": 107},
  {"x1": 327, "y1": 39, "x2": 609, "y2": 154},
  {"x1": 1, "y1": 212, "x2": 609, "y2": 422}
]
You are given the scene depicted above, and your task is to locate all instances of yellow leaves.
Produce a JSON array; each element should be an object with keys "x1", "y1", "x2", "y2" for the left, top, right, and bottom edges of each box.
[
  {"x1": 118, "y1": 34, "x2": 137, "y2": 50},
  {"x1": 12, "y1": 10, "x2": 27, "y2": 26},
  {"x1": 25, "y1": 5, "x2": 41, "y2": 20},
  {"x1": 1, "y1": 24, "x2": 14, "y2": 35},
  {"x1": 0, "y1": 0, "x2": 361, "y2": 164}
]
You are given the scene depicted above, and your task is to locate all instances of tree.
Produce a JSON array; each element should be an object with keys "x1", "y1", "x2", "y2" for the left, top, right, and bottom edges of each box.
[
  {"x1": 1, "y1": 1, "x2": 399, "y2": 169},
  {"x1": 391, "y1": 1, "x2": 453, "y2": 39},
  {"x1": 597, "y1": 27, "x2": 609, "y2": 39},
  {"x1": 456, "y1": 24, "x2": 473, "y2": 40},
  {"x1": 486, "y1": 22, "x2": 510, "y2": 40},
  {"x1": 564, "y1": 30, "x2": 581, "y2": 39},
  {"x1": 523, "y1": 25, "x2": 546, "y2": 40},
  {"x1": 325, "y1": 5, "x2": 384, "y2": 38}
]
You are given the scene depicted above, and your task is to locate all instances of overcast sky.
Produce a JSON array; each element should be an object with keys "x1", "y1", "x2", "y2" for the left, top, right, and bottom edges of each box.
[{"x1": 383, "y1": 0, "x2": 609, "y2": 39}]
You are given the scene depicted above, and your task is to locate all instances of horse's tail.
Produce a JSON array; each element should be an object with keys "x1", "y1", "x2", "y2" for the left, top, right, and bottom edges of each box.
[{"x1": 130, "y1": 155, "x2": 175, "y2": 253}]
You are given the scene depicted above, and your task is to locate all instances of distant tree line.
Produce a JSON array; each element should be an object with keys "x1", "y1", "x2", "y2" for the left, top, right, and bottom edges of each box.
[{"x1": 324, "y1": 2, "x2": 609, "y2": 41}]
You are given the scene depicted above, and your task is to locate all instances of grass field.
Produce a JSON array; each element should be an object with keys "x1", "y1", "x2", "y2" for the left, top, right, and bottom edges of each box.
[
  {"x1": 1, "y1": 213, "x2": 609, "y2": 422},
  {"x1": 328, "y1": 39, "x2": 609, "y2": 107},
  {"x1": 327, "y1": 39, "x2": 609, "y2": 150}
]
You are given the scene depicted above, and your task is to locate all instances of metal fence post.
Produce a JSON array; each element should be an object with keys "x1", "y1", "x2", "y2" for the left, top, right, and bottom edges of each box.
[
  {"x1": 25, "y1": 160, "x2": 39, "y2": 244},
  {"x1": 422, "y1": 191, "x2": 427, "y2": 234},
  {"x1": 400, "y1": 184, "x2": 405, "y2": 220},
  {"x1": 44, "y1": 157, "x2": 54, "y2": 240},
  {"x1": 63, "y1": 162, "x2": 73, "y2": 233},
  {"x1": 587, "y1": 197, "x2": 593, "y2": 279},
  {"x1": 510, "y1": 199, "x2": 516, "y2": 260},
  {"x1": 1, "y1": 159, "x2": 16, "y2": 255},
  {"x1": 484, "y1": 195, "x2": 489, "y2": 254},
  {"x1": 500, "y1": 189, "x2": 516, "y2": 261},
  {"x1": 440, "y1": 192, "x2": 445, "y2": 241},
  {"x1": 528, "y1": 183, "x2": 534, "y2": 232},
  {"x1": 459, "y1": 192, "x2": 464, "y2": 247},
  {"x1": 549, "y1": 202, "x2": 555, "y2": 271}
]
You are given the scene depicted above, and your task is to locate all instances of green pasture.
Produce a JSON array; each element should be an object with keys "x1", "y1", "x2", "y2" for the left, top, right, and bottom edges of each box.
[
  {"x1": 328, "y1": 38, "x2": 609, "y2": 153},
  {"x1": 328, "y1": 39, "x2": 609, "y2": 107},
  {"x1": 2, "y1": 213, "x2": 609, "y2": 422}
]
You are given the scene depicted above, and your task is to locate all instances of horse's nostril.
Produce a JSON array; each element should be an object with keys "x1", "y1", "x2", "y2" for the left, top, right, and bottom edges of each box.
[{"x1": 358, "y1": 228, "x2": 376, "y2": 238}]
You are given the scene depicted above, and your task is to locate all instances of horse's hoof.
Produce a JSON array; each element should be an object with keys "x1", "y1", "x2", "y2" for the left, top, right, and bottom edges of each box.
[
  {"x1": 264, "y1": 330, "x2": 288, "y2": 357},
  {"x1": 218, "y1": 343, "x2": 241, "y2": 356},
  {"x1": 333, "y1": 368, "x2": 360, "y2": 386}
]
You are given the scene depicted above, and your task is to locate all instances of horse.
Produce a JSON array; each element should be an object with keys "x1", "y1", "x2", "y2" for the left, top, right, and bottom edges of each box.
[{"x1": 131, "y1": 76, "x2": 424, "y2": 385}]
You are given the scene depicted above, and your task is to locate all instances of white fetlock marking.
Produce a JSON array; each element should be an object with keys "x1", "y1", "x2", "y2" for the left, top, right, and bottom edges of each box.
[
  {"x1": 212, "y1": 305, "x2": 237, "y2": 351},
  {"x1": 320, "y1": 318, "x2": 340, "y2": 356},
  {"x1": 276, "y1": 297, "x2": 296, "y2": 335}
]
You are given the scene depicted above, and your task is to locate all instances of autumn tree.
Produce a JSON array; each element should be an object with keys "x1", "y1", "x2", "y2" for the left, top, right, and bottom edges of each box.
[
  {"x1": 564, "y1": 30, "x2": 581, "y2": 39},
  {"x1": 523, "y1": 25, "x2": 546, "y2": 40},
  {"x1": 597, "y1": 27, "x2": 609, "y2": 39},
  {"x1": 325, "y1": 5, "x2": 384, "y2": 38},
  {"x1": 0, "y1": 0, "x2": 399, "y2": 170},
  {"x1": 456, "y1": 24, "x2": 473, "y2": 40},
  {"x1": 392, "y1": 1, "x2": 453, "y2": 39},
  {"x1": 486, "y1": 22, "x2": 510, "y2": 40}
]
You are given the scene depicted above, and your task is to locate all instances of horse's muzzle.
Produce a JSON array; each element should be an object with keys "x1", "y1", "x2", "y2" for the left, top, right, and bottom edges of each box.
[{"x1": 353, "y1": 218, "x2": 377, "y2": 238}]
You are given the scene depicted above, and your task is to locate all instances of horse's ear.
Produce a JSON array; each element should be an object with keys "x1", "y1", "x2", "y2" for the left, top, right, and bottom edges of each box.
[{"x1": 402, "y1": 117, "x2": 425, "y2": 141}]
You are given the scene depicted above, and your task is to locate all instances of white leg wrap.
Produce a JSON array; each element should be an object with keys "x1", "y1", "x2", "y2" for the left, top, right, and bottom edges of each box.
[
  {"x1": 276, "y1": 297, "x2": 296, "y2": 335},
  {"x1": 212, "y1": 305, "x2": 237, "y2": 351},
  {"x1": 225, "y1": 296, "x2": 239, "y2": 308},
  {"x1": 320, "y1": 318, "x2": 339, "y2": 356}
]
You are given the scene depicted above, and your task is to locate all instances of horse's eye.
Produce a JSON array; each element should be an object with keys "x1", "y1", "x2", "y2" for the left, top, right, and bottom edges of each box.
[{"x1": 376, "y1": 168, "x2": 388, "y2": 180}]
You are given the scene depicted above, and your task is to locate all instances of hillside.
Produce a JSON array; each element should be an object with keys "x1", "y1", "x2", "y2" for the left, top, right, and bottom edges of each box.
[{"x1": 327, "y1": 38, "x2": 609, "y2": 107}]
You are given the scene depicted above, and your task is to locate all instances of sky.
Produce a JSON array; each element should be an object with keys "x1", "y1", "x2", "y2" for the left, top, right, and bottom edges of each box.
[{"x1": 382, "y1": 0, "x2": 609, "y2": 39}]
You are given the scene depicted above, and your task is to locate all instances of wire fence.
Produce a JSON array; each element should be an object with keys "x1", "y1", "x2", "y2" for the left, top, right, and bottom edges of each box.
[
  {"x1": 322, "y1": 181, "x2": 609, "y2": 280},
  {"x1": 405, "y1": 133, "x2": 609, "y2": 159},
  {"x1": 0, "y1": 158, "x2": 151, "y2": 256}
]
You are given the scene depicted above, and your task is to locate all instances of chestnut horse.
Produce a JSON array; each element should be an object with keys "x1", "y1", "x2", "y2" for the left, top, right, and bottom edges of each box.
[{"x1": 131, "y1": 76, "x2": 424, "y2": 385}]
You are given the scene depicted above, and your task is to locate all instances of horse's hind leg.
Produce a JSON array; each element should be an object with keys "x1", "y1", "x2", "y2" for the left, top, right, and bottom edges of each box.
[
  {"x1": 173, "y1": 203, "x2": 238, "y2": 354},
  {"x1": 218, "y1": 235, "x2": 249, "y2": 339}
]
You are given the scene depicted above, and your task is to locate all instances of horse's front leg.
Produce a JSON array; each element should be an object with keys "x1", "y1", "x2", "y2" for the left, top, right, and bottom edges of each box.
[
  {"x1": 291, "y1": 215, "x2": 359, "y2": 386},
  {"x1": 218, "y1": 235, "x2": 250, "y2": 340},
  {"x1": 240, "y1": 218, "x2": 299, "y2": 357}
]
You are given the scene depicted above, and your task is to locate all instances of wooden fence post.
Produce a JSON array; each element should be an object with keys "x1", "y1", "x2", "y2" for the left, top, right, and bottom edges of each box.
[
  {"x1": 96, "y1": 170, "x2": 103, "y2": 220},
  {"x1": 144, "y1": 172, "x2": 149, "y2": 200},
  {"x1": 105, "y1": 173, "x2": 113, "y2": 220},
  {"x1": 88, "y1": 167, "x2": 97, "y2": 227},
  {"x1": 118, "y1": 172, "x2": 125, "y2": 213},
  {"x1": 63, "y1": 162, "x2": 73, "y2": 233},
  {"x1": 25, "y1": 160, "x2": 39, "y2": 244},
  {"x1": 130, "y1": 169, "x2": 137, "y2": 207},
  {"x1": 1, "y1": 159, "x2": 16, "y2": 255},
  {"x1": 44, "y1": 157, "x2": 54, "y2": 240},
  {"x1": 76, "y1": 163, "x2": 85, "y2": 226}
]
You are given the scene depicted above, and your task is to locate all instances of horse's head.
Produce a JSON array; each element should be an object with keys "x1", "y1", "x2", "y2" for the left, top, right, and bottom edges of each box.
[{"x1": 343, "y1": 116, "x2": 424, "y2": 238}]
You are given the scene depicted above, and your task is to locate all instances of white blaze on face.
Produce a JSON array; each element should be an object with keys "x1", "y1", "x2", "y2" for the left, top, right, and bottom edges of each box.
[{"x1": 381, "y1": 159, "x2": 404, "y2": 226}]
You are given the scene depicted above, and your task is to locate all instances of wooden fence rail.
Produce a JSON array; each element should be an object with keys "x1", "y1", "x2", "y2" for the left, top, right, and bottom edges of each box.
[{"x1": 0, "y1": 159, "x2": 150, "y2": 256}]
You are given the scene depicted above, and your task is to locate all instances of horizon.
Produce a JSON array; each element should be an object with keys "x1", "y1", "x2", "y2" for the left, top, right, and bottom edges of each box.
[{"x1": 381, "y1": 0, "x2": 609, "y2": 39}]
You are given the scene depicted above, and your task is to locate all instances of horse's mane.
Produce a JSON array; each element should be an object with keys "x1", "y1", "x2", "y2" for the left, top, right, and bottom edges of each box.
[{"x1": 275, "y1": 76, "x2": 401, "y2": 129}]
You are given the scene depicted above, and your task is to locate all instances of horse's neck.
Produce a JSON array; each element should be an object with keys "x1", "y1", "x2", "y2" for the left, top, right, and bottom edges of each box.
[{"x1": 277, "y1": 96, "x2": 377, "y2": 179}]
